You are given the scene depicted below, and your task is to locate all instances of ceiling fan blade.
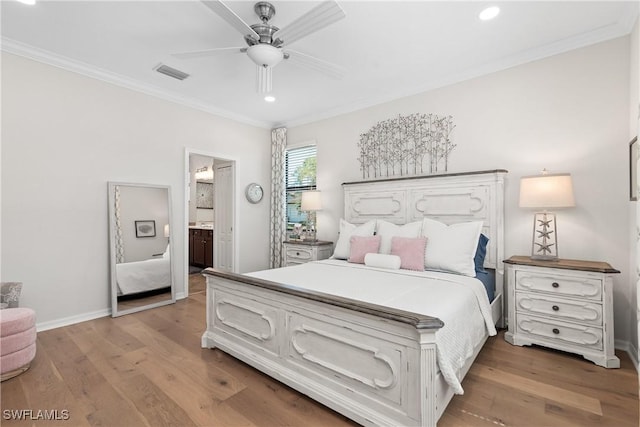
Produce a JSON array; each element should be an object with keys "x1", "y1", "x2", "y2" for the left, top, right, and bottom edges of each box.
[
  {"x1": 202, "y1": 1, "x2": 260, "y2": 42},
  {"x1": 273, "y1": 1, "x2": 345, "y2": 47},
  {"x1": 256, "y1": 65, "x2": 273, "y2": 94},
  {"x1": 285, "y1": 49, "x2": 345, "y2": 80},
  {"x1": 172, "y1": 47, "x2": 246, "y2": 60}
]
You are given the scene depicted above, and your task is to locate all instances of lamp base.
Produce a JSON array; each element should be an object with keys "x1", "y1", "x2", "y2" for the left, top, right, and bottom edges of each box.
[
  {"x1": 302, "y1": 228, "x2": 317, "y2": 242},
  {"x1": 530, "y1": 212, "x2": 559, "y2": 260}
]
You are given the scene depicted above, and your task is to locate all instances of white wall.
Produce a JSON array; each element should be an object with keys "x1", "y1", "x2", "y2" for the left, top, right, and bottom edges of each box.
[
  {"x1": 288, "y1": 37, "x2": 633, "y2": 346},
  {"x1": 1, "y1": 52, "x2": 272, "y2": 328}
]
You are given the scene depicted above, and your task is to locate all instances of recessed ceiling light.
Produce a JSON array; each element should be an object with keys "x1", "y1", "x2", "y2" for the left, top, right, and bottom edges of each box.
[
  {"x1": 16, "y1": 0, "x2": 36, "y2": 5},
  {"x1": 264, "y1": 95, "x2": 276, "y2": 103},
  {"x1": 479, "y1": 6, "x2": 500, "y2": 21}
]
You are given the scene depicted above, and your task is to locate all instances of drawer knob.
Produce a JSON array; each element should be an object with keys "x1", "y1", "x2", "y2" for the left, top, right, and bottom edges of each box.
[
  {"x1": 552, "y1": 328, "x2": 560, "y2": 335},
  {"x1": 551, "y1": 282, "x2": 560, "y2": 288},
  {"x1": 296, "y1": 252, "x2": 300, "y2": 256},
  {"x1": 552, "y1": 305, "x2": 559, "y2": 311}
]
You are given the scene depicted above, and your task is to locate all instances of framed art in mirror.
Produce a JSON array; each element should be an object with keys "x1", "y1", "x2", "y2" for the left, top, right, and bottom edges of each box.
[
  {"x1": 108, "y1": 182, "x2": 175, "y2": 317},
  {"x1": 135, "y1": 220, "x2": 156, "y2": 238}
]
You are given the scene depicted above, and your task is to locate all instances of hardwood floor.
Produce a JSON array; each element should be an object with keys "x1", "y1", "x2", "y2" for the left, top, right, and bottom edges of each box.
[
  {"x1": 1, "y1": 283, "x2": 637, "y2": 426},
  {"x1": 189, "y1": 272, "x2": 206, "y2": 295}
]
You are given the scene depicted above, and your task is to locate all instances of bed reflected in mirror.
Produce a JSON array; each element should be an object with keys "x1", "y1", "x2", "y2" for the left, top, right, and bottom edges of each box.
[{"x1": 108, "y1": 182, "x2": 175, "y2": 317}]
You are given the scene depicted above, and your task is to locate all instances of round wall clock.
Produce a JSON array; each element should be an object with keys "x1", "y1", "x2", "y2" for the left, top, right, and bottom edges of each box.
[{"x1": 245, "y1": 183, "x2": 264, "y2": 204}]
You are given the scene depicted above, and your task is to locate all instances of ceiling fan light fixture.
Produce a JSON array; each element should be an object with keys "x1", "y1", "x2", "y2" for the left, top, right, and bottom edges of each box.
[
  {"x1": 247, "y1": 44, "x2": 284, "y2": 67},
  {"x1": 181, "y1": 0, "x2": 347, "y2": 94}
]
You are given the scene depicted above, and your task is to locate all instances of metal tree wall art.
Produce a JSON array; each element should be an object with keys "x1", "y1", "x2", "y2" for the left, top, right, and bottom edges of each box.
[{"x1": 357, "y1": 113, "x2": 456, "y2": 179}]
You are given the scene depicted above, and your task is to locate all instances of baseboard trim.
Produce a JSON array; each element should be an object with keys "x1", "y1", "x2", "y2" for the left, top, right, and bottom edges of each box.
[
  {"x1": 35, "y1": 294, "x2": 187, "y2": 332},
  {"x1": 36, "y1": 308, "x2": 111, "y2": 332},
  {"x1": 615, "y1": 339, "x2": 639, "y2": 372}
]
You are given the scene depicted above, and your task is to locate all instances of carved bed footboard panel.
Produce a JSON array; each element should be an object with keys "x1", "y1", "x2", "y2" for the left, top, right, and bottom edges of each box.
[{"x1": 202, "y1": 270, "x2": 443, "y2": 427}]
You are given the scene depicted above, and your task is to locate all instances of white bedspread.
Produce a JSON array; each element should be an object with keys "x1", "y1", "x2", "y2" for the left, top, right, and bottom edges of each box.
[
  {"x1": 246, "y1": 259, "x2": 496, "y2": 394},
  {"x1": 116, "y1": 257, "x2": 171, "y2": 295}
]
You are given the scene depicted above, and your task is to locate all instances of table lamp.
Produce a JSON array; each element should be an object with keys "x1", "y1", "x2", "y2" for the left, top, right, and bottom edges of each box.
[
  {"x1": 301, "y1": 190, "x2": 322, "y2": 241},
  {"x1": 519, "y1": 170, "x2": 575, "y2": 260}
]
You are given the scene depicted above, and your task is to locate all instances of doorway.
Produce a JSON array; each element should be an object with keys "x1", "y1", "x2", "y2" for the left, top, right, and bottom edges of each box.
[{"x1": 184, "y1": 149, "x2": 236, "y2": 298}]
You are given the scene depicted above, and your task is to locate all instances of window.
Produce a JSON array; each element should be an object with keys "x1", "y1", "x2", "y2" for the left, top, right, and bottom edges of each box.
[{"x1": 285, "y1": 145, "x2": 316, "y2": 230}]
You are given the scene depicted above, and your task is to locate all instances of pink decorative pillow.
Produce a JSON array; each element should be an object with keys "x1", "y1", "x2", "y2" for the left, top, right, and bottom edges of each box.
[
  {"x1": 348, "y1": 235, "x2": 381, "y2": 264},
  {"x1": 391, "y1": 236, "x2": 427, "y2": 271}
]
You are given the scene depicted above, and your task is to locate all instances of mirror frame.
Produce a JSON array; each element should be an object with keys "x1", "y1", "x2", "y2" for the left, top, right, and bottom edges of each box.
[{"x1": 108, "y1": 182, "x2": 176, "y2": 317}]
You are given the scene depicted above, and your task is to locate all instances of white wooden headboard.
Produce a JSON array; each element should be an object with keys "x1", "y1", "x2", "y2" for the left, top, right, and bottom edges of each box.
[{"x1": 342, "y1": 169, "x2": 507, "y2": 273}]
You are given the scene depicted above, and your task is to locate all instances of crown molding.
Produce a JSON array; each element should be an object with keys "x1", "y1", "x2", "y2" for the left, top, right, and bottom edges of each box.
[
  {"x1": 2, "y1": 7, "x2": 635, "y2": 132},
  {"x1": 1, "y1": 37, "x2": 272, "y2": 129},
  {"x1": 620, "y1": 2, "x2": 639, "y2": 33},
  {"x1": 281, "y1": 19, "x2": 634, "y2": 128}
]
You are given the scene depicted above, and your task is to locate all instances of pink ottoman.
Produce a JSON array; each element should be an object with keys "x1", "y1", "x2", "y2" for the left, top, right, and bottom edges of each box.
[{"x1": 1, "y1": 308, "x2": 36, "y2": 381}]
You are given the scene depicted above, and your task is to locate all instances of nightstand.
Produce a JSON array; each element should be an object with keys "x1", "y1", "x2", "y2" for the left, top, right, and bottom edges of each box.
[
  {"x1": 283, "y1": 240, "x2": 333, "y2": 266},
  {"x1": 504, "y1": 256, "x2": 620, "y2": 368}
]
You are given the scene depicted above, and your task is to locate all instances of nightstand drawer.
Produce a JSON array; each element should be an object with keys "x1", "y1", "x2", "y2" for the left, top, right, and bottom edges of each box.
[
  {"x1": 283, "y1": 241, "x2": 333, "y2": 267},
  {"x1": 285, "y1": 246, "x2": 313, "y2": 262},
  {"x1": 515, "y1": 292, "x2": 603, "y2": 326},
  {"x1": 516, "y1": 314, "x2": 603, "y2": 351},
  {"x1": 515, "y1": 271, "x2": 602, "y2": 301}
]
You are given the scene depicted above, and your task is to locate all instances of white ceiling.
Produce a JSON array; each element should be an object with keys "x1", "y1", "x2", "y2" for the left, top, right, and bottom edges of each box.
[{"x1": 1, "y1": 1, "x2": 638, "y2": 128}]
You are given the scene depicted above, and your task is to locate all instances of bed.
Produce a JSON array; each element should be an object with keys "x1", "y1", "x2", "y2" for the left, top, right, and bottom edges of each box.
[
  {"x1": 202, "y1": 169, "x2": 506, "y2": 426},
  {"x1": 116, "y1": 246, "x2": 171, "y2": 295}
]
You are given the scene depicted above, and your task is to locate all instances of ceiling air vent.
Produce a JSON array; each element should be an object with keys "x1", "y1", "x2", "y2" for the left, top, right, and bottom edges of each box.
[{"x1": 154, "y1": 64, "x2": 190, "y2": 81}]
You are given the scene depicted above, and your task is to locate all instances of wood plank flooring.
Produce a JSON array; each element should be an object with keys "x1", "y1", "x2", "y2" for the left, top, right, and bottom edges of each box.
[{"x1": 1, "y1": 274, "x2": 637, "y2": 426}]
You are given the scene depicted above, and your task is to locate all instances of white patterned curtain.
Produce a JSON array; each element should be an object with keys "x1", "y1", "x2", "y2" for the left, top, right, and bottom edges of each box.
[
  {"x1": 270, "y1": 127, "x2": 287, "y2": 268},
  {"x1": 114, "y1": 185, "x2": 125, "y2": 263}
]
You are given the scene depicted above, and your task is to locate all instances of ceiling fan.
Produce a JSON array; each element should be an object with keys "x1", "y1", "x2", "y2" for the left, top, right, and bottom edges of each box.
[{"x1": 173, "y1": 0, "x2": 346, "y2": 94}]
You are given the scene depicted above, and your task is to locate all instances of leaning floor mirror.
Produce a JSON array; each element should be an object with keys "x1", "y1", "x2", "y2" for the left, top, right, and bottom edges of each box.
[{"x1": 108, "y1": 182, "x2": 175, "y2": 317}]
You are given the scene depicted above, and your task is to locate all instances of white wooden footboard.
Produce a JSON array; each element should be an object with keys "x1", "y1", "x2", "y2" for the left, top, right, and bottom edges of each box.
[{"x1": 202, "y1": 269, "x2": 445, "y2": 427}]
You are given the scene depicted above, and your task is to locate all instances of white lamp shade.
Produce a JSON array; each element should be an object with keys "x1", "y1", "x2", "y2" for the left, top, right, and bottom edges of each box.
[
  {"x1": 247, "y1": 44, "x2": 284, "y2": 68},
  {"x1": 301, "y1": 191, "x2": 322, "y2": 211},
  {"x1": 164, "y1": 224, "x2": 170, "y2": 238},
  {"x1": 519, "y1": 173, "x2": 575, "y2": 209}
]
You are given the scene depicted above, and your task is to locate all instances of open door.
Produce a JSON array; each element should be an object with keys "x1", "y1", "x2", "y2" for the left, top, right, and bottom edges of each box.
[
  {"x1": 184, "y1": 150, "x2": 236, "y2": 299},
  {"x1": 214, "y1": 161, "x2": 235, "y2": 272}
]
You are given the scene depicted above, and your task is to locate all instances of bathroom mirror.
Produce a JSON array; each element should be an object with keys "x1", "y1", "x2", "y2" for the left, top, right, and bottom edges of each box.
[{"x1": 108, "y1": 182, "x2": 175, "y2": 317}]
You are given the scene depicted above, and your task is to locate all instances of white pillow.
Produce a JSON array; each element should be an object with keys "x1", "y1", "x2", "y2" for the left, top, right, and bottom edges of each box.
[
  {"x1": 375, "y1": 220, "x2": 422, "y2": 254},
  {"x1": 333, "y1": 219, "x2": 376, "y2": 259},
  {"x1": 364, "y1": 253, "x2": 401, "y2": 270},
  {"x1": 421, "y1": 218, "x2": 483, "y2": 276},
  {"x1": 162, "y1": 243, "x2": 170, "y2": 258}
]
